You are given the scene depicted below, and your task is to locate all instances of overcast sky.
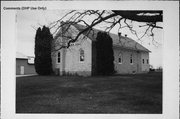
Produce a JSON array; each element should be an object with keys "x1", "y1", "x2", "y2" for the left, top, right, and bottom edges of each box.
[{"x1": 16, "y1": 10, "x2": 163, "y2": 68}]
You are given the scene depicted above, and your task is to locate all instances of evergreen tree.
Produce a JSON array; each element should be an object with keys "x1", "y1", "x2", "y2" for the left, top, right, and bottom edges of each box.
[
  {"x1": 96, "y1": 32, "x2": 115, "y2": 75},
  {"x1": 34, "y1": 26, "x2": 53, "y2": 75},
  {"x1": 34, "y1": 27, "x2": 42, "y2": 74}
]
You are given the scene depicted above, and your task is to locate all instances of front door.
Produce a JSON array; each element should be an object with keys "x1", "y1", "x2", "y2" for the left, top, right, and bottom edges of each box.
[{"x1": 20, "y1": 66, "x2": 24, "y2": 75}]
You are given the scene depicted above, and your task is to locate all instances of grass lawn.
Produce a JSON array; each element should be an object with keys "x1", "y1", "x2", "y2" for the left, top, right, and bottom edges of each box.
[{"x1": 16, "y1": 72, "x2": 162, "y2": 113}]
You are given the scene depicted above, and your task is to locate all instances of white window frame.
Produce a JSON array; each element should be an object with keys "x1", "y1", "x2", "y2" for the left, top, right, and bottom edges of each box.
[
  {"x1": 56, "y1": 51, "x2": 61, "y2": 64},
  {"x1": 118, "y1": 53, "x2": 123, "y2": 64},
  {"x1": 79, "y1": 48, "x2": 85, "y2": 62}
]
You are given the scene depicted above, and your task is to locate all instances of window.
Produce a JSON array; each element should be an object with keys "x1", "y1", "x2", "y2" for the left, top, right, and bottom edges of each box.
[
  {"x1": 142, "y1": 59, "x2": 144, "y2": 64},
  {"x1": 118, "y1": 53, "x2": 123, "y2": 64},
  {"x1": 79, "y1": 49, "x2": 85, "y2": 62},
  {"x1": 130, "y1": 54, "x2": 133, "y2": 64},
  {"x1": 57, "y1": 51, "x2": 61, "y2": 63},
  {"x1": 147, "y1": 59, "x2": 149, "y2": 64}
]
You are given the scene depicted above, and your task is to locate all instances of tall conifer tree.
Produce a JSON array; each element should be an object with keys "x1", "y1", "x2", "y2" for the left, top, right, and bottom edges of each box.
[
  {"x1": 34, "y1": 26, "x2": 53, "y2": 75},
  {"x1": 96, "y1": 32, "x2": 115, "y2": 75}
]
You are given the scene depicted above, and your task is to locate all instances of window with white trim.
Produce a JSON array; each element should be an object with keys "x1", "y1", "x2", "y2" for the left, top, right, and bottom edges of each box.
[
  {"x1": 118, "y1": 53, "x2": 123, "y2": 64},
  {"x1": 130, "y1": 54, "x2": 133, "y2": 64},
  {"x1": 79, "y1": 48, "x2": 85, "y2": 62},
  {"x1": 57, "y1": 51, "x2": 61, "y2": 63}
]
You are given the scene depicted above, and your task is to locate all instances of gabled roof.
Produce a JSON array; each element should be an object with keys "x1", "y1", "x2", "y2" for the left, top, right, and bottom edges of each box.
[
  {"x1": 109, "y1": 33, "x2": 150, "y2": 52},
  {"x1": 55, "y1": 22, "x2": 150, "y2": 52},
  {"x1": 73, "y1": 24, "x2": 150, "y2": 52}
]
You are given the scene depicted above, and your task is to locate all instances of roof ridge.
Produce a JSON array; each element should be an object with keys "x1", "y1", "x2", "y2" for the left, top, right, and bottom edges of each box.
[
  {"x1": 55, "y1": 22, "x2": 150, "y2": 52},
  {"x1": 73, "y1": 23, "x2": 150, "y2": 52}
]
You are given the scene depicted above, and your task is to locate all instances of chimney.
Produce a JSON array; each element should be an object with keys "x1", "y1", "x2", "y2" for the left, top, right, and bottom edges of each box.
[{"x1": 125, "y1": 34, "x2": 127, "y2": 37}]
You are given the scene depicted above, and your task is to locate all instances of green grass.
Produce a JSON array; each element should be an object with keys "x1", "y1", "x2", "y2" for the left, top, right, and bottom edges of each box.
[{"x1": 16, "y1": 72, "x2": 162, "y2": 113}]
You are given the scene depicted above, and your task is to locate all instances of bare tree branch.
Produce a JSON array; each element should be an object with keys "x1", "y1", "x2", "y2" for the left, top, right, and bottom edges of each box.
[
  {"x1": 49, "y1": 10, "x2": 163, "y2": 51},
  {"x1": 112, "y1": 10, "x2": 163, "y2": 22}
]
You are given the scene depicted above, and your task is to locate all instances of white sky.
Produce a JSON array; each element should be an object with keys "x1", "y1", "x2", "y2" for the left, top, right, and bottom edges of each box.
[{"x1": 17, "y1": 10, "x2": 163, "y2": 68}]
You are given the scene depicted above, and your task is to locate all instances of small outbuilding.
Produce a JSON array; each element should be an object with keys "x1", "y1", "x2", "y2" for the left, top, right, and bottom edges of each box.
[{"x1": 16, "y1": 52, "x2": 36, "y2": 75}]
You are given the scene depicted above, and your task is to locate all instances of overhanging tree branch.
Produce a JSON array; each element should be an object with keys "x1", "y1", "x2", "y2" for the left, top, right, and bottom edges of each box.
[
  {"x1": 112, "y1": 10, "x2": 163, "y2": 22},
  {"x1": 49, "y1": 10, "x2": 163, "y2": 51}
]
